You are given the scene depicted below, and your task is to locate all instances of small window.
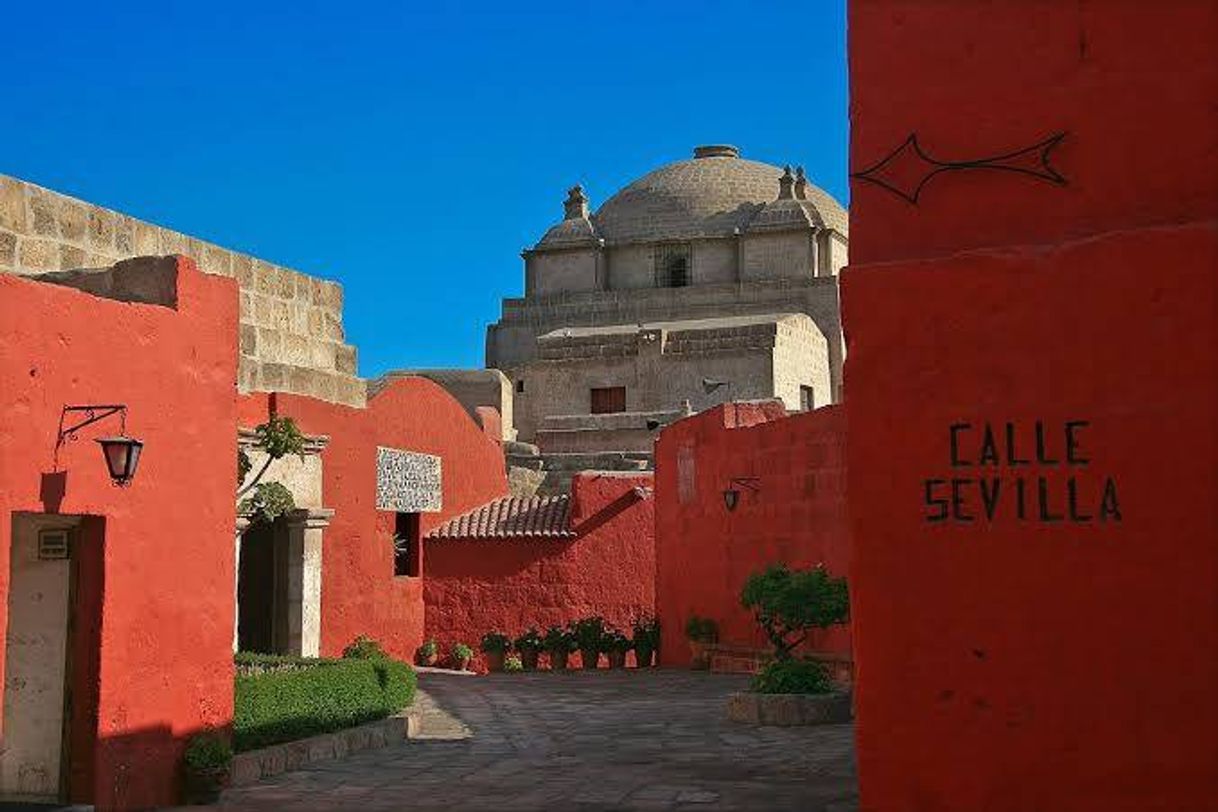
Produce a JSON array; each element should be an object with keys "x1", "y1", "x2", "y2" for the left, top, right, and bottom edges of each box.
[
  {"x1": 800, "y1": 385, "x2": 815, "y2": 412},
  {"x1": 516, "y1": 379, "x2": 525, "y2": 394},
  {"x1": 655, "y1": 243, "x2": 691, "y2": 288},
  {"x1": 393, "y1": 513, "x2": 421, "y2": 578},
  {"x1": 590, "y1": 386, "x2": 627, "y2": 414}
]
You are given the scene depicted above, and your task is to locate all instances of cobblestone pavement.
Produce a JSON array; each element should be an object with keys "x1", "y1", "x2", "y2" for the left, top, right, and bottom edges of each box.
[{"x1": 212, "y1": 670, "x2": 858, "y2": 811}]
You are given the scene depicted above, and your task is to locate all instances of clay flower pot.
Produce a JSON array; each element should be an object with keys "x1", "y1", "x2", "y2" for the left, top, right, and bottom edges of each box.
[
  {"x1": 580, "y1": 648, "x2": 600, "y2": 670},
  {"x1": 549, "y1": 649, "x2": 569, "y2": 671},
  {"x1": 520, "y1": 649, "x2": 540, "y2": 670},
  {"x1": 455, "y1": 656, "x2": 471, "y2": 672},
  {"x1": 485, "y1": 651, "x2": 506, "y2": 673},
  {"x1": 607, "y1": 650, "x2": 627, "y2": 669},
  {"x1": 689, "y1": 641, "x2": 711, "y2": 670},
  {"x1": 417, "y1": 651, "x2": 438, "y2": 667}
]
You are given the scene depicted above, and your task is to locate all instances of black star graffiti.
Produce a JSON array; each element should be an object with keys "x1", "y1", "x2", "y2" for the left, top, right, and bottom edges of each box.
[{"x1": 851, "y1": 132, "x2": 1068, "y2": 204}]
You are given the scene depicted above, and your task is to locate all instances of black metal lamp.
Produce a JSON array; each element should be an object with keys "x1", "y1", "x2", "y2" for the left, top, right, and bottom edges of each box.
[
  {"x1": 722, "y1": 477, "x2": 761, "y2": 512},
  {"x1": 96, "y1": 436, "x2": 144, "y2": 486},
  {"x1": 56, "y1": 405, "x2": 144, "y2": 487}
]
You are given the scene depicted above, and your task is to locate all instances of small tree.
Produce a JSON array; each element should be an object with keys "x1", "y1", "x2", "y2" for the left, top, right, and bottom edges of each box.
[
  {"x1": 237, "y1": 415, "x2": 306, "y2": 524},
  {"x1": 740, "y1": 564, "x2": 848, "y2": 661}
]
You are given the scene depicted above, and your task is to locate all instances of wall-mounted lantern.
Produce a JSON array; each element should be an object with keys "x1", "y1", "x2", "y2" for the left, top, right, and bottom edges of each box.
[
  {"x1": 56, "y1": 405, "x2": 144, "y2": 487},
  {"x1": 96, "y1": 435, "x2": 144, "y2": 485},
  {"x1": 723, "y1": 477, "x2": 761, "y2": 512}
]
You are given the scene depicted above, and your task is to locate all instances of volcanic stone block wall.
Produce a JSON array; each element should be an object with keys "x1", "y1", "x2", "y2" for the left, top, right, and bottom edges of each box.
[{"x1": 0, "y1": 174, "x2": 364, "y2": 407}]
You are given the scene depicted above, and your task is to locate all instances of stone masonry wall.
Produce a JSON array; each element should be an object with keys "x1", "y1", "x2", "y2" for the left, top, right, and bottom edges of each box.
[{"x1": 0, "y1": 174, "x2": 364, "y2": 407}]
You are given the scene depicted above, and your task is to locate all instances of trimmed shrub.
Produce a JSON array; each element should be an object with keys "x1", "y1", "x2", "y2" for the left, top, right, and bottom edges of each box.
[
  {"x1": 235, "y1": 659, "x2": 385, "y2": 751},
  {"x1": 234, "y1": 656, "x2": 416, "y2": 751},
  {"x1": 373, "y1": 658, "x2": 417, "y2": 713},
  {"x1": 750, "y1": 657, "x2": 834, "y2": 695},
  {"x1": 235, "y1": 651, "x2": 333, "y2": 676}
]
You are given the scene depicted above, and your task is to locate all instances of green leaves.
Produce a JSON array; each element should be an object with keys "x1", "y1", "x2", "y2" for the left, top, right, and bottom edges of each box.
[
  {"x1": 684, "y1": 615, "x2": 719, "y2": 643},
  {"x1": 254, "y1": 415, "x2": 306, "y2": 461},
  {"x1": 233, "y1": 653, "x2": 416, "y2": 751},
  {"x1": 183, "y1": 733, "x2": 232, "y2": 771},
  {"x1": 750, "y1": 658, "x2": 834, "y2": 695},
  {"x1": 542, "y1": 625, "x2": 575, "y2": 653},
  {"x1": 740, "y1": 564, "x2": 849, "y2": 659},
  {"x1": 238, "y1": 481, "x2": 296, "y2": 525},
  {"x1": 479, "y1": 631, "x2": 512, "y2": 654}
]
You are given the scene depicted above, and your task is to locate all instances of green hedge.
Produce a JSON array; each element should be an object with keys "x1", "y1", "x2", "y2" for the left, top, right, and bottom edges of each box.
[
  {"x1": 234, "y1": 657, "x2": 417, "y2": 751},
  {"x1": 234, "y1": 651, "x2": 336, "y2": 676}
]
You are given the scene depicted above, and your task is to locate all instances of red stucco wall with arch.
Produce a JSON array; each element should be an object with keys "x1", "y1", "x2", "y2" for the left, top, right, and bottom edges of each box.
[
  {"x1": 846, "y1": 2, "x2": 1218, "y2": 810},
  {"x1": 237, "y1": 376, "x2": 510, "y2": 664},
  {"x1": 0, "y1": 258, "x2": 238, "y2": 810},
  {"x1": 654, "y1": 403, "x2": 850, "y2": 669},
  {"x1": 423, "y1": 472, "x2": 655, "y2": 671}
]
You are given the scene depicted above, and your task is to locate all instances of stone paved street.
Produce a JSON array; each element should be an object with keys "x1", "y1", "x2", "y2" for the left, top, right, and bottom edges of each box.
[{"x1": 211, "y1": 670, "x2": 858, "y2": 811}]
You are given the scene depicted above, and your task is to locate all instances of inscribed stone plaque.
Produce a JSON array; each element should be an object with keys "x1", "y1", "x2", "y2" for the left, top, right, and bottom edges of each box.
[{"x1": 376, "y1": 447, "x2": 441, "y2": 512}]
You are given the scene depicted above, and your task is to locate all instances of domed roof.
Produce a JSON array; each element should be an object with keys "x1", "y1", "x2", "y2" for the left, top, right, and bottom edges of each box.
[{"x1": 590, "y1": 145, "x2": 847, "y2": 243}]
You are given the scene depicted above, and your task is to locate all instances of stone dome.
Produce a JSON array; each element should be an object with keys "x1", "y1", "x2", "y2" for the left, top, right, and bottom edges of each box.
[{"x1": 590, "y1": 145, "x2": 848, "y2": 244}]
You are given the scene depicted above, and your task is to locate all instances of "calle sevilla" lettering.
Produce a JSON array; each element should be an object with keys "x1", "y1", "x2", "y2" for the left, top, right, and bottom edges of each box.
[{"x1": 923, "y1": 421, "x2": 1121, "y2": 524}]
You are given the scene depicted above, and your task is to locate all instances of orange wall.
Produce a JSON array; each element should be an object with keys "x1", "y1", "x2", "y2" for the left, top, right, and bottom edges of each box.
[
  {"x1": 654, "y1": 403, "x2": 850, "y2": 668},
  {"x1": 846, "y1": 2, "x2": 1218, "y2": 810},
  {"x1": 424, "y1": 472, "x2": 655, "y2": 671},
  {"x1": 0, "y1": 259, "x2": 238, "y2": 809},
  {"x1": 237, "y1": 377, "x2": 509, "y2": 663}
]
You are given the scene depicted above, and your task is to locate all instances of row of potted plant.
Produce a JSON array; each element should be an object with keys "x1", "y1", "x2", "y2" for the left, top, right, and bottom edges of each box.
[
  {"x1": 415, "y1": 639, "x2": 475, "y2": 670},
  {"x1": 476, "y1": 615, "x2": 661, "y2": 672}
]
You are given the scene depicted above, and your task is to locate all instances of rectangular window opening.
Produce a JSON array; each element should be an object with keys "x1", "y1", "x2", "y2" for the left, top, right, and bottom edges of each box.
[
  {"x1": 590, "y1": 386, "x2": 627, "y2": 414},
  {"x1": 393, "y1": 513, "x2": 421, "y2": 578},
  {"x1": 655, "y1": 243, "x2": 691, "y2": 288},
  {"x1": 800, "y1": 385, "x2": 816, "y2": 412}
]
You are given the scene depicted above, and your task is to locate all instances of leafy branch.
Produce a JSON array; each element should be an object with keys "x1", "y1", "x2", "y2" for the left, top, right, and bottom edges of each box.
[{"x1": 237, "y1": 415, "x2": 306, "y2": 524}]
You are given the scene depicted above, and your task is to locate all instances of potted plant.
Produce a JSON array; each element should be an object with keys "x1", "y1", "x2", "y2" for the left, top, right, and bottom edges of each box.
[
  {"x1": 480, "y1": 631, "x2": 512, "y2": 672},
  {"x1": 604, "y1": 628, "x2": 632, "y2": 669},
  {"x1": 504, "y1": 653, "x2": 524, "y2": 672},
  {"x1": 684, "y1": 615, "x2": 719, "y2": 670},
  {"x1": 632, "y1": 615, "x2": 660, "y2": 668},
  {"x1": 514, "y1": 627, "x2": 544, "y2": 670},
  {"x1": 451, "y1": 642, "x2": 473, "y2": 671},
  {"x1": 181, "y1": 732, "x2": 232, "y2": 804},
  {"x1": 571, "y1": 616, "x2": 606, "y2": 670},
  {"x1": 415, "y1": 639, "x2": 439, "y2": 667},
  {"x1": 543, "y1": 625, "x2": 574, "y2": 670}
]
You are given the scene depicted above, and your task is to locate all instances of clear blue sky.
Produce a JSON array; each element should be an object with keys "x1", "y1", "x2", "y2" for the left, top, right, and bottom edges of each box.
[{"x1": 2, "y1": 1, "x2": 848, "y2": 376}]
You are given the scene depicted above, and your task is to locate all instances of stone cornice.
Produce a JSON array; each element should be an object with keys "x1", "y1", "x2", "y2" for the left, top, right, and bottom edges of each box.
[{"x1": 237, "y1": 428, "x2": 330, "y2": 455}]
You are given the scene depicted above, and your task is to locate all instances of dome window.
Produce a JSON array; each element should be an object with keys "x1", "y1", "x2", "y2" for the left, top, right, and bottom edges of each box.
[{"x1": 655, "y1": 243, "x2": 691, "y2": 288}]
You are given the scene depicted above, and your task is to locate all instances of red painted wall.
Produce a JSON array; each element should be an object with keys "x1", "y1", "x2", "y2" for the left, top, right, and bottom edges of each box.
[
  {"x1": 237, "y1": 376, "x2": 509, "y2": 664},
  {"x1": 0, "y1": 258, "x2": 238, "y2": 810},
  {"x1": 846, "y1": 2, "x2": 1218, "y2": 810},
  {"x1": 424, "y1": 472, "x2": 655, "y2": 670},
  {"x1": 654, "y1": 403, "x2": 850, "y2": 669}
]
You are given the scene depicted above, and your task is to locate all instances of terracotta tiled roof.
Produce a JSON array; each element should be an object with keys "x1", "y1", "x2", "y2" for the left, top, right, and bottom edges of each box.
[{"x1": 426, "y1": 495, "x2": 575, "y2": 540}]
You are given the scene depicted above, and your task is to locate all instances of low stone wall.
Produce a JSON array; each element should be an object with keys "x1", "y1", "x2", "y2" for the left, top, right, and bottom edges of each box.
[
  {"x1": 726, "y1": 691, "x2": 852, "y2": 726},
  {"x1": 231, "y1": 712, "x2": 419, "y2": 786},
  {"x1": 0, "y1": 174, "x2": 364, "y2": 406}
]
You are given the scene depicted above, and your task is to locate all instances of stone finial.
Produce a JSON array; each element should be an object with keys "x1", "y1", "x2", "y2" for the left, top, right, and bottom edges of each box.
[
  {"x1": 778, "y1": 166, "x2": 795, "y2": 200},
  {"x1": 563, "y1": 185, "x2": 589, "y2": 220},
  {"x1": 794, "y1": 166, "x2": 808, "y2": 200}
]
